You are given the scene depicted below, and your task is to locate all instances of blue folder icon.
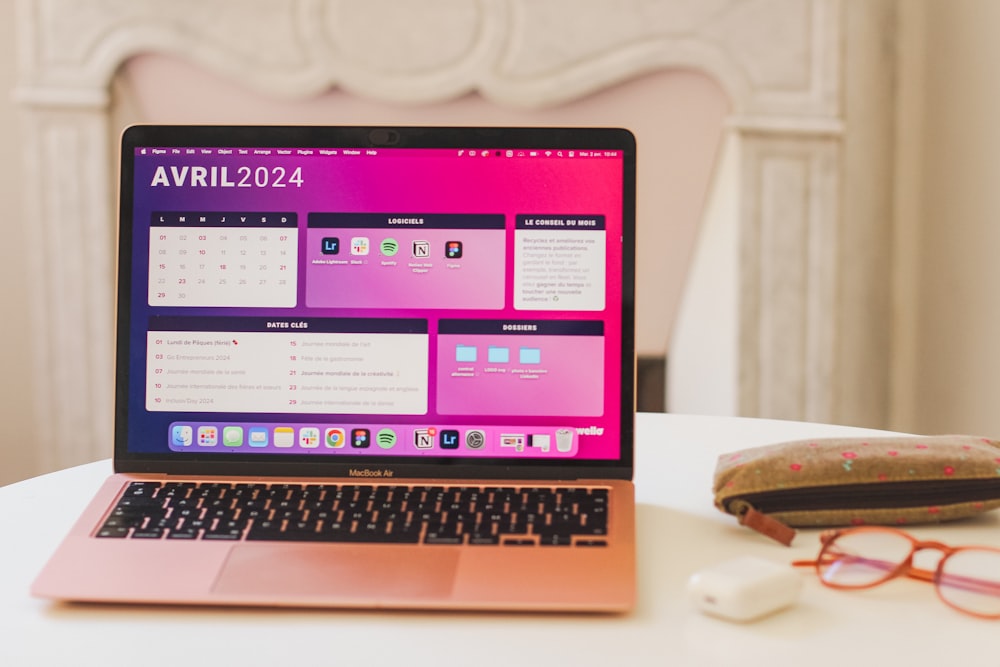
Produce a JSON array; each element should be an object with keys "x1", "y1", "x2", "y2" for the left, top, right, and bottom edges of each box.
[
  {"x1": 519, "y1": 347, "x2": 541, "y2": 364},
  {"x1": 488, "y1": 346, "x2": 510, "y2": 363},
  {"x1": 455, "y1": 344, "x2": 477, "y2": 363}
]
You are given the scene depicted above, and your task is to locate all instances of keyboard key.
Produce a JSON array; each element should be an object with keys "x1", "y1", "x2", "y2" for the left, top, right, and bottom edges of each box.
[
  {"x1": 131, "y1": 528, "x2": 165, "y2": 539},
  {"x1": 575, "y1": 539, "x2": 608, "y2": 547},
  {"x1": 123, "y1": 482, "x2": 160, "y2": 497},
  {"x1": 502, "y1": 538, "x2": 536, "y2": 546},
  {"x1": 167, "y1": 528, "x2": 199, "y2": 540},
  {"x1": 101, "y1": 481, "x2": 613, "y2": 547},
  {"x1": 537, "y1": 532, "x2": 573, "y2": 546}
]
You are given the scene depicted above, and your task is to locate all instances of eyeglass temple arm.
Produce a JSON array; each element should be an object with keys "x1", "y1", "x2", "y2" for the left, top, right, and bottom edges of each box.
[
  {"x1": 792, "y1": 555, "x2": 905, "y2": 571},
  {"x1": 792, "y1": 554, "x2": 932, "y2": 580},
  {"x1": 937, "y1": 570, "x2": 1000, "y2": 596},
  {"x1": 794, "y1": 555, "x2": 1000, "y2": 595}
]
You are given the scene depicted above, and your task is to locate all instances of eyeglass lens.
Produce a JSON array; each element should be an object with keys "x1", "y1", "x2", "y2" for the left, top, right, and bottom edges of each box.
[
  {"x1": 819, "y1": 529, "x2": 1000, "y2": 617},
  {"x1": 937, "y1": 549, "x2": 1000, "y2": 617},
  {"x1": 818, "y1": 530, "x2": 912, "y2": 587}
]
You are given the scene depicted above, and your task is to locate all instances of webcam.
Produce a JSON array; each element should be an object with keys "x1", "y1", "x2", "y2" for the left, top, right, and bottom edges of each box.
[{"x1": 368, "y1": 129, "x2": 400, "y2": 146}]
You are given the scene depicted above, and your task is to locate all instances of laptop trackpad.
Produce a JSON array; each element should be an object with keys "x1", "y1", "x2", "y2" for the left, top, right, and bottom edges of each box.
[{"x1": 213, "y1": 544, "x2": 458, "y2": 601}]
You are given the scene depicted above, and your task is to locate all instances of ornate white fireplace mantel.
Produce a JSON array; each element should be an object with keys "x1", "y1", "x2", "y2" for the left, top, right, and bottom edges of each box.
[{"x1": 14, "y1": 0, "x2": 896, "y2": 469}]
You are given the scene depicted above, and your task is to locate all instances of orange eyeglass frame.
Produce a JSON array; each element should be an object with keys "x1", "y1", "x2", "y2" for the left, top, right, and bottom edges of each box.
[{"x1": 793, "y1": 525, "x2": 1000, "y2": 619}]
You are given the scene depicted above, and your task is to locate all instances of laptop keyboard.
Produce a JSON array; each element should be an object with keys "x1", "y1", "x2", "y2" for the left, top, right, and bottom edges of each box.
[{"x1": 96, "y1": 481, "x2": 609, "y2": 546}]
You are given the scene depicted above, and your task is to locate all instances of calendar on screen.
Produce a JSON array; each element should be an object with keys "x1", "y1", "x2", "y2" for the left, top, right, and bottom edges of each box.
[{"x1": 148, "y1": 211, "x2": 298, "y2": 308}]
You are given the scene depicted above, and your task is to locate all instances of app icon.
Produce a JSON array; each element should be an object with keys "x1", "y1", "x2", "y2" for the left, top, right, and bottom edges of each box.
[
  {"x1": 171, "y1": 425, "x2": 193, "y2": 447},
  {"x1": 324, "y1": 427, "x2": 346, "y2": 448},
  {"x1": 556, "y1": 428, "x2": 574, "y2": 453},
  {"x1": 222, "y1": 426, "x2": 244, "y2": 447},
  {"x1": 445, "y1": 241, "x2": 463, "y2": 259},
  {"x1": 412, "y1": 240, "x2": 430, "y2": 258},
  {"x1": 351, "y1": 428, "x2": 371, "y2": 448},
  {"x1": 528, "y1": 434, "x2": 551, "y2": 452},
  {"x1": 465, "y1": 429, "x2": 486, "y2": 450},
  {"x1": 380, "y1": 238, "x2": 399, "y2": 256},
  {"x1": 248, "y1": 427, "x2": 269, "y2": 447},
  {"x1": 351, "y1": 237, "x2": 370, "y2": 255},
  {"x1": 413, "y1": 427, "x2": 436, "y2": 449},
  {"x1": 500, "y1": 433, "x2": 526, "y2": 452},
  {"x1": 321, "y1": 237, "x2": 340, "y2": 255},
  {"x1": 197, "y1": 426, "x2": 218, "y2": 447},
  {"x1": 376, "y1": 428, "x2": 397, "y2": 450},
  {"x1": 439, "y1": 429, "x2": 460, "y2": 449},
  {"x1": 299, "y1": 427, "x2": 320, "y2": 448},
  {"x1": 274, "y1": 426, "x2": 294, "y2": 448}
]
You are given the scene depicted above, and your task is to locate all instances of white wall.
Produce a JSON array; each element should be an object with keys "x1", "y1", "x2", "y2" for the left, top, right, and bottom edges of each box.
[
  {"x1": 0, "y1": 1, "x2": 36, "y2": 486},
  {"x1": 905, "y1": 0, "x2": 1000, "y2": 436},
  {"x1": 672, "y1": 0, "x2": 1000, "y2": 437},
  {"x1": 667, "y1": 132, "x2": 739, "y2": 415}
]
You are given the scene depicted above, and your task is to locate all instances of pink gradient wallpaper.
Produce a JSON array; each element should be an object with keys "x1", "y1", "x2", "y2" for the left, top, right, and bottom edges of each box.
[{"x1": 128, "y1": 140, "x2": 629, "y2": 461}]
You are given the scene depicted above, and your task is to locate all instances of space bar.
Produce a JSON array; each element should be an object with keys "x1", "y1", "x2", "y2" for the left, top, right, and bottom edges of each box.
[{"x1": 245, "y1": 525, "x2": 421, "y2": 543}]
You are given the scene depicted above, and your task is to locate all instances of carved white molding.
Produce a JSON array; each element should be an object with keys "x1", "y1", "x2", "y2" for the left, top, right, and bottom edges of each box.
[
  {"x1": 738, "y1": 135, "x2": 839, "y2": 422},
  {"x1": 17, "y1": 0, "x2": 842, "y2": 116},
  {"x1": 14, "y1": 0, "x2": 895, "y2": 468}
]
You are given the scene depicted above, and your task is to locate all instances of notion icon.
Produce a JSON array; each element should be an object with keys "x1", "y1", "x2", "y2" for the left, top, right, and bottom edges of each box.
[
  {"x1": 412, "y1": 240, "x2": 430, "y2": 258},
  {"x1": 413, "y1": 427, "x2": 435, "y2": 449}
]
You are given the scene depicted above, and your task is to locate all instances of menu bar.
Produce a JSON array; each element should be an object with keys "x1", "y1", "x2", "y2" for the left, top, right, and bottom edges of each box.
[{"x1": 136, "y1": 147, "x2": 620, "y2": 159}]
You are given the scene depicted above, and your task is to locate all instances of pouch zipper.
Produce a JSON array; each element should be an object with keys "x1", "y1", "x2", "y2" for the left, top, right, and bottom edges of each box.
[
  {"x1": 725, "y1": 477, "x2": 1000, "y2": 515},
  {"x1": 724, "y1": 477, "x2": 1000, "y2": 546}
]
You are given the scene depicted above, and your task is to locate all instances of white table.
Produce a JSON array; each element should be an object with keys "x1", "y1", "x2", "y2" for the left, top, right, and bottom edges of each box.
[{"x1": 3, "y1": 413, "x2": 999, "y2": 666}]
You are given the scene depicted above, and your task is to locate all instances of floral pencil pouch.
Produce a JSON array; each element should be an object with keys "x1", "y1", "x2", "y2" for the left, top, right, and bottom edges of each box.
[{"x1": 713, "y1": 435, "x2": 1000, "y2": 545}]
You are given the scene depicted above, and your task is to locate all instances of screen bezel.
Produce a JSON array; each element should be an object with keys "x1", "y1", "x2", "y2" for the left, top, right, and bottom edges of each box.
[{"x1": 113, "y1": 125, "x2": 636, "y2": 481}]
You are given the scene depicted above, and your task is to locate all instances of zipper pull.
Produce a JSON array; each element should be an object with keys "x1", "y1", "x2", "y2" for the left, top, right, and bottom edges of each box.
[{"x1": 739, "y1": 505, "x2": 796, "y2": 546}]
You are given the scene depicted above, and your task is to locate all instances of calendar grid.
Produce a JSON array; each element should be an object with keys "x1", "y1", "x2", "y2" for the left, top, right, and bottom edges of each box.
[{"x1": 148, "y1": 211, "x2": 298, "y2": 308}]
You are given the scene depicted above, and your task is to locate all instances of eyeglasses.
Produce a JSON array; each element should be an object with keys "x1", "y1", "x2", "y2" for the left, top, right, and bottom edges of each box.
[{"x1": 793, "y1": 526, "x2": 1000, "y2": 619}]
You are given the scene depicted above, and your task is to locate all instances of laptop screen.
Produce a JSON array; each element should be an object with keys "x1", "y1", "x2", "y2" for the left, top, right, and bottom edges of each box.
[{"x1": 116, "y1": 126, "x2": 635, "y2": 477}]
